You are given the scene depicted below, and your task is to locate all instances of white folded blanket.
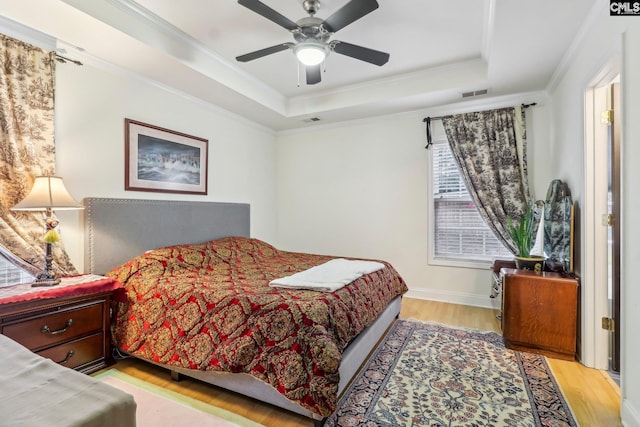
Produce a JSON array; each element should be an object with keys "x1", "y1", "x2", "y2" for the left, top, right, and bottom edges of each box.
[{"x1": 269, "y1": 258, "x2": 385, "y2": 292}]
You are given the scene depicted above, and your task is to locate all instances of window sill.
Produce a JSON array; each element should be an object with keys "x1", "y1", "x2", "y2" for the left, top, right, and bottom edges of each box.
[{"x1": 428, "y1": 256, "x2": 495, "y2": 270}]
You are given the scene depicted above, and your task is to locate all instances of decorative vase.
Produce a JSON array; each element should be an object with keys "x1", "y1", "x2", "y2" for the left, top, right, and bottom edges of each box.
[{"x1": 515, "y1": 256, "x2": 546, "y2": 273}]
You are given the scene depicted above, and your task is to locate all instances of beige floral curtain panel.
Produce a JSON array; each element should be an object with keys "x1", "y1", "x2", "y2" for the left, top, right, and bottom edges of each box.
[
  {"x1": 0, "y1": 34, "x2": 77, "y2": 276},
  {"x1": 441, "y1": 106, "x2": 531, "y2": 255}
]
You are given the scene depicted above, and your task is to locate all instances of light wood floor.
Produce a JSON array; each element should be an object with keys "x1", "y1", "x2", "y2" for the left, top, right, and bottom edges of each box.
[{"x1": 101, "y1": 298, "x2": 622, "y2": 426}]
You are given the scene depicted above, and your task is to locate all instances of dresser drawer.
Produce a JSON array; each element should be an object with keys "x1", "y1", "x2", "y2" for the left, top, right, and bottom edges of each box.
[
  {"x1": 2, "y1": 303, "x2": 104, "y2": 351},
  {"x1": 37, "y1": 333, "x2": 104, "y2": 369}
]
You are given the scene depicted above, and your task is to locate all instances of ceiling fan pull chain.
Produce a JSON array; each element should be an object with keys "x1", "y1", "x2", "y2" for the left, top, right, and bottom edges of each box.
[{"x1": 297, "y1": 63, "x2": 301, "y2": 87}]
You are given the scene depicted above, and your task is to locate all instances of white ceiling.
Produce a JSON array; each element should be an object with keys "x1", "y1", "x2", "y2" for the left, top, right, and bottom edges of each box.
[{"x1": 0, "y1": 0, "x2": 595, "y2": 130}]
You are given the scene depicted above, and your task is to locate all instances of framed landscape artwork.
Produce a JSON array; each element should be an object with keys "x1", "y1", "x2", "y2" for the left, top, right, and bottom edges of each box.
[{"x1": 125, "y1": 119, "x2": 208, "y2": 195}]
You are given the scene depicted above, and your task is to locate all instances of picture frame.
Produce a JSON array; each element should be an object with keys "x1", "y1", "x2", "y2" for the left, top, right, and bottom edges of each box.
[{"x1": 125, "y1": 119, "x2": 208, "y2": 195}]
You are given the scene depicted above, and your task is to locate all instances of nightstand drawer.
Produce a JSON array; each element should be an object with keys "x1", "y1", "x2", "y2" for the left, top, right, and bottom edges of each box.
[
  {"x1": 37, "y1": 333, "x2": 104, "y2": 369},
  {"x1": 2, "y1": 303, "x2": 103, "y2": 351},
  {"x1": 0, "y1": 276, "x2": 120, "y2": 374}
]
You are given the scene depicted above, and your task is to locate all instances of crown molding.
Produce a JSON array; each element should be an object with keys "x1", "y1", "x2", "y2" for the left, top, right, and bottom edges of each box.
[
  {"x1": 481, "y1": 0, "x2": 496, "y2": 62},
  {"x1": 287, "y1": 58, "x2": 488, "y2": 118},
  {"x1": 278, "y1": 90, "x2": 548, "y2": 136},
  {"x1": 546, "y1": 0, "x2": 604, "y2": 93},
  {"x1": 0, "y1": 15, "x2": 56, "y2": 50},
  {"x1": 56, "y1": 40, "x2": 277, "y2": 135},
  {"x1": 60, "y1": 0, "x2": 288, "y2": 114}
]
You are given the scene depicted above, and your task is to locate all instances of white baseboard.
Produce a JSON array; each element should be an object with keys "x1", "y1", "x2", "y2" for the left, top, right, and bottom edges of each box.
[
  {"x1": 623, "y1": 398, "x2": 640, "y2": 427},
  {"x1": 404, "y1": 288, "x2": 497, "y2": 310}
]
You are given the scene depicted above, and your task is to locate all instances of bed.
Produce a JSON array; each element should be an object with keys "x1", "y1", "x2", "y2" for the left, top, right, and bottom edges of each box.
[
  {"x1": 83, "y1": 197, "x2": 407, "y2": 422},
  {"x1": 0, "y1": 333, "x2": 136, "y2": 427}
]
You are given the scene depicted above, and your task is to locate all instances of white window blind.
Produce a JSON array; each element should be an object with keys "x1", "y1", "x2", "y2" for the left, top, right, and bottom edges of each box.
[
  {"x1": 431, "y1": 141, "x2": 512, "y2": 263},
  {"x1": 0, "y1": 255, "x2": 34, "y2": 288}
]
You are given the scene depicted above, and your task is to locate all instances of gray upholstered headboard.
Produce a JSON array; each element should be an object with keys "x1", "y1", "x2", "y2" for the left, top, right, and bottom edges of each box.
[{"x1": 83, "y1": 198, "x2": 250, "y2": 274}]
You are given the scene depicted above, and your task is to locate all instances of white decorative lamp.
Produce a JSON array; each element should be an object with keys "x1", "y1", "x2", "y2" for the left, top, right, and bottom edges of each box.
[
  {"x1": 11, "y1": 176, "x2": 83, "y2": 286},
  {"x1": 294, "y1": 42, "x2": 328, "y2": 66}
]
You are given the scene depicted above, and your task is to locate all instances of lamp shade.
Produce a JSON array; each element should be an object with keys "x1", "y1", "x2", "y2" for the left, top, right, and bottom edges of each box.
[
  {"x1": 11, "y1": 176, "x2": 83, "y2": 211},
  {"x1": 294, "y1": 42, "x2": 327, "y2": 66}
]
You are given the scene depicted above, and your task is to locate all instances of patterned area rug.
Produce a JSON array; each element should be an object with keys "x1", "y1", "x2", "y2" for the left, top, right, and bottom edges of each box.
[{"x1": 326, "y1": 319, "x2": 577, "y2": 426}]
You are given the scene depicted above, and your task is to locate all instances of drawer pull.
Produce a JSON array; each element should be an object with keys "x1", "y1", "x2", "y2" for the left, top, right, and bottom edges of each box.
[
  {"x1": 41, "y1": 319, "x2": 73, "y2": 335},
  {"x1": 56, "y1": 350, "x2": 75, "y2": 365}
]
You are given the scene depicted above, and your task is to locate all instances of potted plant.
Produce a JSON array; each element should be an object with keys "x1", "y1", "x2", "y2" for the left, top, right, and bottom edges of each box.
[{"x1": 507, "y1": 205, "x2": 546, "y2": 272}]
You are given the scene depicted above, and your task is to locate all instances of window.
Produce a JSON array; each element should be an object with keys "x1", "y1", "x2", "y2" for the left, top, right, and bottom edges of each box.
[
  {"x1": 0, "y1": 253, "x2": 35, "y2": 288},
  {"x1": 429, "y1": 139, "x2": 511, "y2": 267}
]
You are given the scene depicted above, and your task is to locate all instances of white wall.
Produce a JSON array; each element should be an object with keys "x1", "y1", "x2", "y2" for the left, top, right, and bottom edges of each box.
[
  {"x1": 545, "y1": 4, "x2": 640, "y2": 426},
  {"x1": 276, "y1": 104, "x2": 550, "y2": 308},
  {"x1": 53, "y1": 61, "x2": 278, "y2": 273}
]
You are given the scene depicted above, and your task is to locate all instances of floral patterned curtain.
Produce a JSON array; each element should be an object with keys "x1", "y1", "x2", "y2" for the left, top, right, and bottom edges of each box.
[
  {"x1": 441, "y1": 106, "x2": 531, "y2": 255},
  {"x1": 0, "y1": 34, "x2": 77, "y2": 276}
]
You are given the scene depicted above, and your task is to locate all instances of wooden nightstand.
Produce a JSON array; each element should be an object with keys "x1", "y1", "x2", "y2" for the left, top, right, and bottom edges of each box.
[
  {"x1": 0, "y1": 275, "x2": 122, "y2": 374},
  {"x1": 500, "y1": 268, "x2": 579, "y2": 360}
]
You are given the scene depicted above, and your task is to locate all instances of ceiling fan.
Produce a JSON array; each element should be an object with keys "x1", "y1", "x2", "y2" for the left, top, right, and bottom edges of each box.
[{"x1": 236, "y1": 0, "x2": 390, "y2": 85}]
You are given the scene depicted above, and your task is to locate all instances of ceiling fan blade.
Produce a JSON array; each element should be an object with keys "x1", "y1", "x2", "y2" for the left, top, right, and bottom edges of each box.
[
  {"x1": 236, "y1": 43, "x2": 293, "y2": 62},
  {"x1": 306, "y1": 65, "x2": 322, "y2": 85},
  {"x1": 322, "y1": 0, "x2": 379, "y2": 33},
  {"x1": 237, "y1": 0, "x2": 299, "y2": 31},
  {"x1": 333, "y1": 41, "x2": 389, "y2": 66}
]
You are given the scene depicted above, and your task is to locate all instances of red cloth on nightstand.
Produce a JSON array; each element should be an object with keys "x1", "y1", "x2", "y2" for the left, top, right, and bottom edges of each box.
[{"x1": 0, "y1": 274, "x2": 124, "y2": 304}]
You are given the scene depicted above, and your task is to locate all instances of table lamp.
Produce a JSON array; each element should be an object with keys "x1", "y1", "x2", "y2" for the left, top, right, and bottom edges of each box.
[{"x1": 11, "y1": 176, "x2": 83, "y2": 286}]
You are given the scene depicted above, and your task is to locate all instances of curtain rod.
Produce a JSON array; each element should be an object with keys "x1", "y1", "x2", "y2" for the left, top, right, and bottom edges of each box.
[
  {"x1": 423, "y1": 103, "x2": 537, "y2": 149},
  {"x1": 55, "y1": 53, "x2": 82, "y2": 66},
  {"x1": 423, "y1": 103, "x2": 537, "y2": 122}
]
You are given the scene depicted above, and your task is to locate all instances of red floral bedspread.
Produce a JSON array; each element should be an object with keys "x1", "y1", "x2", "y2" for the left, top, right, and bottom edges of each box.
[{"x1": 107, "y1": 237, "x2": 407, "y2": 417}]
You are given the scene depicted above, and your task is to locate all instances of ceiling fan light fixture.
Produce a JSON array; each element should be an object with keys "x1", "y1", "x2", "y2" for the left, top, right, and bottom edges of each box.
[{"x1": 294, "y1": 42, "x2": 327, "y2": 66}]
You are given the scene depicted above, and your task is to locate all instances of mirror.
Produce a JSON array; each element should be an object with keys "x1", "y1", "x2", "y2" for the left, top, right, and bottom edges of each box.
[{"x1": 543, "y1": 180, "x2": 574, "y2": 273}]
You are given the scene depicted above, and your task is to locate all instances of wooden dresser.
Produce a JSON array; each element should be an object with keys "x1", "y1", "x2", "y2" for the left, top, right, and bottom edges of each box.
[
  {"x1": 0, "y1": 275, "x2": 121, "y2": 374},
  {"x1": 500, "y1": 268, "x2": 579, "y2": 360}
]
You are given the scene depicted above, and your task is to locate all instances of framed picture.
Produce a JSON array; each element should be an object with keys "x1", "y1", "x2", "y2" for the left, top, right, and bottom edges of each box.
[{"x1": 125, "y1": 119, "x2": 208, "y2": 195}]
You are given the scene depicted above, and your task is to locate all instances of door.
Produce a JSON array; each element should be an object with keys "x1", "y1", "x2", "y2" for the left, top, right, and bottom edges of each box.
[
  {"x1": 606, "y1": 81, "x2": 621, "y2": 373},
  {"x1": 583, "y1": 56, "x2": 620, "y2": 370}
]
